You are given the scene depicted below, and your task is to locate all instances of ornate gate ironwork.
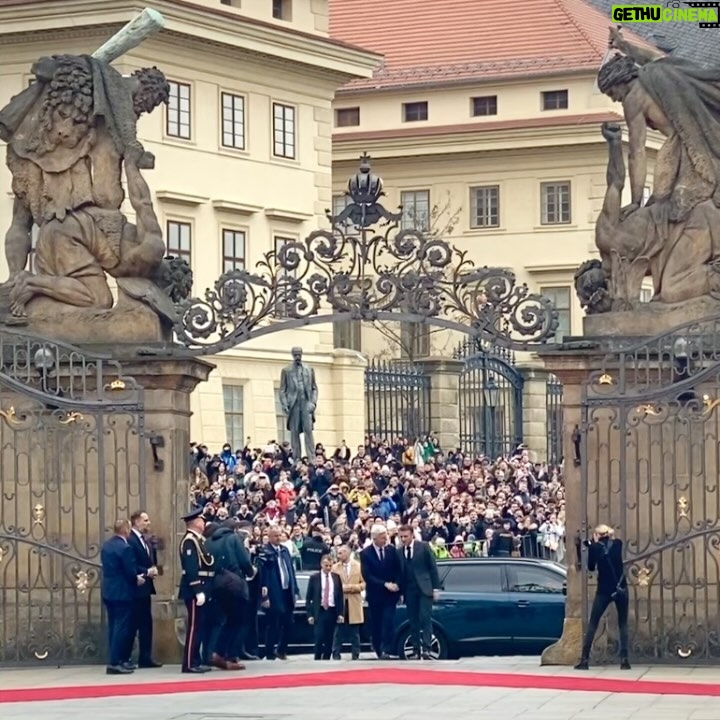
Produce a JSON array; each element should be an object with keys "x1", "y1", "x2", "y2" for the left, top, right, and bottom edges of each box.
[
  {"x1": 365, "y1": 359, "x2": 431, "y2": 441},
  {"x1": 546, "y1": 374, "x2": 564, "y2": 465},
  {"x1": 174, "y1": 154, "x2": 559, "y2": 355},
  {"x1": 0, "y1": 329, "x2": 145, "y2": 666},
  {"x1": 455, "y1": 340, "x2": 523, "y2": 458},
  {"x1": 580, "y1": 317, "x2": 720, "y2": 663}
]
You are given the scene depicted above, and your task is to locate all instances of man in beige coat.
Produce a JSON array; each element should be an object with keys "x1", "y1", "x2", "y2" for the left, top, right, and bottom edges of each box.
[{"x1": 332, "y1": 545, "x2": 365, "y2": 659}]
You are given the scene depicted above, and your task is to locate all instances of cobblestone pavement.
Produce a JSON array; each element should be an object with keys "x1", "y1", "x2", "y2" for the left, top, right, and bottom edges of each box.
[{"x1": 2, "y1": 656, "x2": 719, "y2": 720}]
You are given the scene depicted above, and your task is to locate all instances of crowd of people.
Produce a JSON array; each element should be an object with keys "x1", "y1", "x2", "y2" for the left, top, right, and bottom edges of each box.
[{"x1": 189, "y1": 435, "x2": 567, "y2": 565}]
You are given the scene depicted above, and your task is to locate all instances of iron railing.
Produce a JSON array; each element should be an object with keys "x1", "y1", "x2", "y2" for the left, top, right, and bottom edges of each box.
[
  {"x1": 546, "y1": 373, "x2": 564, "y2": 464},
  {"x1": 364, "y1": 359, "x2": 431, "y2": 442}
]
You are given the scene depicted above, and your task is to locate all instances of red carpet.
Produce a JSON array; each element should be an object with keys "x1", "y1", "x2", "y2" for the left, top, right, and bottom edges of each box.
[{"x1": 2, "y1": 668, "x2": 720, "y2": 704}]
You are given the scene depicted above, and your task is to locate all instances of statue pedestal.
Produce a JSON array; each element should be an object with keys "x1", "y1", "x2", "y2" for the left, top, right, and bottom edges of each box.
[
  {"x1": 120, "y1": 351, "x2": 214, "y2": 663},
  {"x1": 584, "y1": 295, "x2": 720, "y2": 337}
]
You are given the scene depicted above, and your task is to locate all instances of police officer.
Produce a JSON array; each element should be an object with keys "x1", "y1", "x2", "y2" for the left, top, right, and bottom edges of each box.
[
  {"x1": 300, "y1": 520, "x2": 330, "y2": 571},
  {"x1": 179, "y1": 508, "x2": 215, "y2": 673},
  {"x1": 489, "y1": 519, "x2": 514, "y2": 557}
]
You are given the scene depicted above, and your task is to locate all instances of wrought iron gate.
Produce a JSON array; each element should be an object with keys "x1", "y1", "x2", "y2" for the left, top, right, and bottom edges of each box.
[
  {"x1": 455, "y1": 340, "x2": 524, "y2": 457},
  {"x1": 580, "y1": 318, "x2": 720, "y2": 663},
  {"x1": 365, "y1": 359, "x2": 431, "y2": 441},
  {"x1": 0, "y1": 330, "x2": 145, "y2": 666}
]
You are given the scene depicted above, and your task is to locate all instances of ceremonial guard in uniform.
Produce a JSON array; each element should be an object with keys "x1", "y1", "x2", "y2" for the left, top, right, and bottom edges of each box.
[{"x1": 179, "y1": 508, "x2": 215, "y2": 673}]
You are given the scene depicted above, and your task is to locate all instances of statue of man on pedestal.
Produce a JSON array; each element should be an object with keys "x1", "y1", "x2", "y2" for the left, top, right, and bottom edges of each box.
[{"x1": 279, "y1": 347, "x2": 318, "y2": 461}]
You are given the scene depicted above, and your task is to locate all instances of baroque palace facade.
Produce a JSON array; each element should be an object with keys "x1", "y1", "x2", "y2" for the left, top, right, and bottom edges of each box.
[{"x1": 0, "y1": 0, "x2": 661, "y2": 455}]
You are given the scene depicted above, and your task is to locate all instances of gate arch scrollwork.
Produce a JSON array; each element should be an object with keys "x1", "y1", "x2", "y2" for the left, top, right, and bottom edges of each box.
[
  {"x1": 175, "y1": 154, "x2": 559, "y2": 353},
  {"x1": 0, "y1": 329, "x2": 145, "y2": 666},
  {"x1": 580, "y1": 319, "x2": 720, "y2": 663}
]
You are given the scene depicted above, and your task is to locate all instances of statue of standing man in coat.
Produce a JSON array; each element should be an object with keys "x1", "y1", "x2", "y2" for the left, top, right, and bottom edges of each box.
[{"x1": 279, "y1": 347, "x2": 318, "y2": 461}]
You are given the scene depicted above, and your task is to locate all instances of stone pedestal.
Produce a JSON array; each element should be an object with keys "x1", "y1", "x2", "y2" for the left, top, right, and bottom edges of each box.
[
  {"x1": 118, "y1": 352, "x2": 215, "y2": 663},
  {"x1": 417, "y1": 357, "x2": 464, "y2": 452},
  {"x1": 533, "y1": 349, "x2": 594, "y2": 665}
]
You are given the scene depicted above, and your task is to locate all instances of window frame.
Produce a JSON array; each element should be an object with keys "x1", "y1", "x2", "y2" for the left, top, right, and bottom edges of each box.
[
  {"x1": 166, "y1": 219, "x2": 193, "y2": 266},
  {"x1": 471, "y1": 95, "x2": 498, "y2": 117},
  {"x1": 335, "y1": 107, "x2": 360, "y2": 127},
  {"x1": 507, "y1": 565, "x2": 566, "y2": 594},
  {"x1": 540, "y1": 181, "x2": 572, "y2": 225},
  {"x1": 222, "y1": 227, "x2": 247, "y2": 272},
  {"x1": 541, "y1": 89, "x2": 568, "y2": 111},
  {"x1": 402, "y1": 101, "x2": 428, "y2": 123},
  {"x1": 469, "y1": 185, "x2": 500, "y2": 229},
  {"x1": 400, "y1": 322, "x2": 430, "y2": 359},
  {"x1": 539, "y1": 285, "x2": 571, "y2": 341},
  {"x1": 272, "y1": 101, "x2": 297, "y2": 160},
  {"x1": 400, "y1": 189, "x2": 431, "y2": 231},
  {"x1": 333, "y1": 321, "x2": 362, "y2": 351},
  {"x1": 166, "y1": 80, "x2": 192, "y2": 140},
  {"x1": 222, "y1": 384, "x2": 245, "y2": 452},
  {"x1": 220, "y1": 91, "x2": 246, "y2": 150}
]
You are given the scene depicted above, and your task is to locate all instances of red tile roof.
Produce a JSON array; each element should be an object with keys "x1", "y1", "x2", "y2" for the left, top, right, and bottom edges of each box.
[
  {"x1": 329, "y1": 0, "x2": 654, "y2": 90},
  {"x1": 333, "y1": 111, "x2": 623, "y2": 143}
]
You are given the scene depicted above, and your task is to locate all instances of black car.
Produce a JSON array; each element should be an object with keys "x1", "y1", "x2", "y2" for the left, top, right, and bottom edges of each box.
[{"x1": 257, "y1": 557, "x2": 567, "y2": 659}]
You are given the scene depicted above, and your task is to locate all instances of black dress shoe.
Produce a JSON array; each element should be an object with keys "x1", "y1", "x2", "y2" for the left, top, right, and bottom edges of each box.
[
  {"x1": 276, "y1": 653, "x2": 288, "y2": 660},
  {"x1": 106, "y1": 665, "x2": 133, "y2": 675},
  {"x1": 380, "y1": 653, "x2": 396, "y2": 660},
  {"x1": 332, "y1": 654, "x2": 341, "y2": 660},
  {"x1": 421, "y1": 653, "x2": 433, "y2": 660},
  {"x1": 239, "y1": 652, "x2": 259, "y2": 661},
  {"x1": 122, "y1": 662, "x2": 137, "y2": 670},
  {"x1": 351, "y1": 653, "x2": 360, "y2": 660},
  {"x1": 574, "y1": 659, "x2": 589, "y2": 670},
  {"x1": 620, "y1": 658, "x2": 632, "y2": 670},
  {"x1": 182, "y1": 666, "x2": 211, "y2": 674},
  {"x1": 138, "y1": 660, "x2": 163, "y2": 668}
]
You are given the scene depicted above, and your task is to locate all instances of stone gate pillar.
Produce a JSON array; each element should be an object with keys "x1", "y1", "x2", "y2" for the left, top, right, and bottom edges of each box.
[
  {"x1": 330, "y1": 348, "x2": 367, "y2": 450},
  {"x1": 534, "y1": 348, "x2": 594, "y2": 665},
  {"x1": 119, "y1": 352, "x2": 214, "y2": 663},
  {"x1": 518, "y1": 364, "x2": 550, "y2": 457},
  {"x1": 416, "y1": 357, "x2": 464, "y2": 452}
]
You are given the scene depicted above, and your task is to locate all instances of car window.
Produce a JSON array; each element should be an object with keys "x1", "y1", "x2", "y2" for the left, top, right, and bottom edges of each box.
[
  {"x1": 442, "y1": 564, "x2": 503, "y2": 593},
  {"x1": 509, "y1": 565, "x2": 565, "y2": 594}
]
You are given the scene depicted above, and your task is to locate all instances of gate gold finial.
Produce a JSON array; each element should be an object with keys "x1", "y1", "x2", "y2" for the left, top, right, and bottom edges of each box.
[
  {"x1": 637, "y1": 403, "x2": 661, "y2": 416},
  {"x1": 32, "y1": 503, "x2": 45, "y2": 526},
  {"x1": 60, "y1": 411, "x2": 84, "y2": 425},
  {"x1": 636, "y1": 568, "x2": 650, "y2": 587},
  {"x1": 598, "y1": 373, "x2": 614, "y2": 385},
  {"x1": 109, "y1": 379, "x2": 126, "y2": 391},
  {"x1": 75, "y1": 570, "x2": 90, "y2": 594},
  {"x1": 0, "y1": 406, "x2": 20, "y2": 425},
  {"x1": 0, "y1": 545, "x2": 5, "y2": 563},
  {"x1": 703, "y1": 394, "x2": 720, "y2": 416},
  {"x1": 678, "y1": 497, "x2": 689, "y2": 519}
]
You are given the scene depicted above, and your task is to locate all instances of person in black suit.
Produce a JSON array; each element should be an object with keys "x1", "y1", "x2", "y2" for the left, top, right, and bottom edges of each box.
[
  {"x1": 259, "y1": 525, "x2": 299, "y2": 660},
  {"x1": 360, "y1": 523, "x2": 401, "y2": 659},
  {"x1": 398, "y1": 525, "x2": 441, "y2": 660},
  {"x1": 179, "y1": 507, "x2": 215, "y2": 674},
  {"x1": 125, "y1": 510, "x2": 162, "y2": 669},
  {"x1": 575, "y1": 524, "x2": 631, "y2": 671},
  {"x1": 306, "y1": 554, "x2": 344, "y2": 660},
  {"x1": 101, "y1": 518, "x2": 142, "y2": 675}
]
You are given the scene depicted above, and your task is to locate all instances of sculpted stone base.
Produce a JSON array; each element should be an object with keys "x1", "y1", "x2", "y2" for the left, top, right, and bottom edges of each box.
[
  {"x1": 0, "y1": 286, "x2": 169, "y2": 344},
  {"x1": 584, "y1": 294, "x2": 720, "y2": 337},
  {"x1": 541, "y1": 617, "x2": 583, "y2": 666}
]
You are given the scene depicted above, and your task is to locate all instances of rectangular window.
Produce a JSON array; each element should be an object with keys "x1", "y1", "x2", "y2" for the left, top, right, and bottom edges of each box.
[
  {"x1": 540, "y1": 286, "x2": 571, "y2": 341},
  {"x1": 167, "y1": 81, "x2": 191, "y2": 139},
  {"x1": 335, "y1": 107, "x2": 360, "y2": 127},
  {"x1": 400, "y1": 189, "x2": 430, "y2": 231},
  {"x1": 166, "y1": 220, "x2": 192, "y2": 265},
  {"x1": 273, "y1": 102, "x2": 296, "y2": 159},
  {"x1": 274, "y1": 388, "x2": 291, "y2": 443},
  {"x1": 26, "y1": 224, "x2": 39, "y2": 272},
  {"x1": 333, "y1": 321, "x2": 362, "y2": 351},
  {"x1": 274, "y1": 236, "x2": 296, "y2": 317},
  {"x1": 273, "y1": 0, "x2": 291, "y2": 20},
  {"x1": 221, "y1": 92, "x2": 245, "y2": 150},
  {"x1": 471, "y1": 95, "x2": 497, "y2": 116},
  {"x1": 222, "y1": 229, "x2": 246, "y2": 272},
  {"x1": 402, "y1": 101, "x2": 428, "y2": 122},
  {"x1": 470, "y1": 186, "x2": 500, "y2": 228},
  {"x1": 541, "y1": 89, "x2": 568, "y2": 111},
  {"x1": 640, "y1": 287, "x2": 654, "y2": 303},
  {"x1": 540, "y1": 182, "x2": 571, "y2": 225},
  {"x1": 223, "y1": 385, "x2": 244, "y2": 452},
  {"x1": 400, "y1": 322, "x2": 430, "y2": 359}
]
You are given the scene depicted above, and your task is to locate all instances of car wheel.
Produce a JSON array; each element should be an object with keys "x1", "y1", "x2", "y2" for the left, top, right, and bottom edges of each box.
[{"x1": 398, "y1": 627, "x2": 448, "y2": 660}]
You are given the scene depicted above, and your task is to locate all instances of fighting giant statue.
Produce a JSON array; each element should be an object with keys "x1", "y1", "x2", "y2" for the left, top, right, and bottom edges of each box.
[
  {"x1": 576, "y1": 27, "x2": 720, "y2": 316},
  {"x1": 279, "y1": 347, "x2": 318, "y2": 461},
  {"x1": 0, "y1": 9, "x2": 191, "y2": 342}
]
